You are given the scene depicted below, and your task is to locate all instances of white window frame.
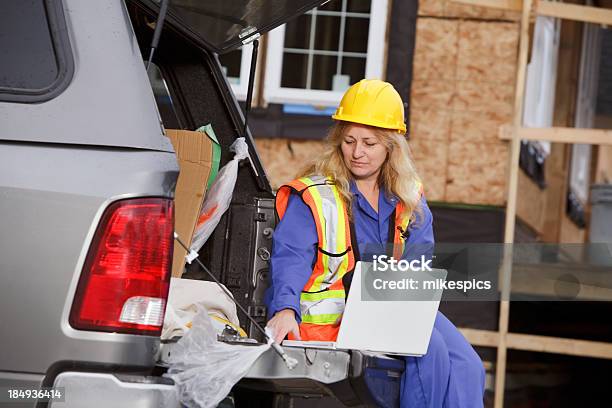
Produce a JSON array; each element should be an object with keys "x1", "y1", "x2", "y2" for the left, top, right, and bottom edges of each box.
[
  {"x1": 263, "y1": 0, "x2": 388, "y2": 107},
  {"x1": 220, "y1": 43, "x2": 254, "y2": 101}
]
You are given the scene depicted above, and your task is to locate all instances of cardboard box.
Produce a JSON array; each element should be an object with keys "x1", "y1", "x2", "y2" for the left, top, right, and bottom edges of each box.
[{"x1": 167, "y1": 125, "x2": 220, "y2": 277}]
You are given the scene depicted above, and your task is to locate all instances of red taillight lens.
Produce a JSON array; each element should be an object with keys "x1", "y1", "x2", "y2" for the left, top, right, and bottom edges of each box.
[{"x1": 70, "y1": 198, "x2": 174, "y2": 335}]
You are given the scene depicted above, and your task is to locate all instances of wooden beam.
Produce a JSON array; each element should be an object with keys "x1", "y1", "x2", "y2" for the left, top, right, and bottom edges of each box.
[
  {"x1": 460, "y1": 328, "x2": 612, "y2": 360},
  {"x1": 504, "y1": 8, "x2": 531, "y2": 244},
  {"x1": 459, "y1": 328, "x2": 501, "y2": 348},
  {"x1": 495, "y1": 1, "x2": 533, "y2": 406},
  {"x1": 538, "y1": 1, "x2": 612, "y2": 25},
  {"x1": 450, "y1": 0, "x2": 612, "y2": 25},
  {"x1": 507, "y1": 333, "x2": 612, "y2": 360},
  {"x1": 511, "y1": 270, "x2": 612, "y2": 302},
  {"x1": 449, "y1": 0, "x2": 522, "y2": 11},
  {"x1": 499, "y1": 124, "x2": 612, "y2": 145}
]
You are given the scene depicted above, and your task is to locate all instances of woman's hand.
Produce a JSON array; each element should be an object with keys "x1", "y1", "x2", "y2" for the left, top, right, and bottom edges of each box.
[{"x1": 266, "y1": 309, "x2": 301, "y2": 344}]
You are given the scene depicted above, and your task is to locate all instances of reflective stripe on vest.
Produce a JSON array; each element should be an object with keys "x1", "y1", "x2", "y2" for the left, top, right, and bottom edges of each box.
[
  {"x1": 299, "y1": 289, "x2": 346, "y2": 324},
  {"x1": 392, "y1": 182, "x2": 423, "y2": 259}
]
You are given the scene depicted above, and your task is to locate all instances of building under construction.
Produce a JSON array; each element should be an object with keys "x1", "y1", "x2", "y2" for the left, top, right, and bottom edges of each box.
[{"x1": 220, "y1": 0, "x2": 612, "y2": 406}]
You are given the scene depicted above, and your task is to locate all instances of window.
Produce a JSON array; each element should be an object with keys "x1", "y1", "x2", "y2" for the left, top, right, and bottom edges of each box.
[
  {"x1": 264, "y1": 0, "x2": 388, "y2": 107},
  {"x1": 519, "y1": 16, "x2": 561, "y2": 189},
  {"x1": 566, "y1": 23, "x2": 603, "y2": 228},
  {"x1": 523, "y1": 16, "x2": 560, "y2": 130},
  {"x1": 0, "y1": 0, "x2": 73, "y2": 103},
  {"x1": 218, "y1": 43, "x2": 254, "y2": 101}
]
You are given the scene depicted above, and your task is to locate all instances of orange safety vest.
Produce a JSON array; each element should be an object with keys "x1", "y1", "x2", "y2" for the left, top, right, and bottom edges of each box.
[{"x1": 275, "y1": 175, "x2": 418, "y2": 341}]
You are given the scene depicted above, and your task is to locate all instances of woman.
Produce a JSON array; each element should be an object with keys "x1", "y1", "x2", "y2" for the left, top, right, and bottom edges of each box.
[{"x1": 265, "y1": 79, "x2": 485, "y2": 407}]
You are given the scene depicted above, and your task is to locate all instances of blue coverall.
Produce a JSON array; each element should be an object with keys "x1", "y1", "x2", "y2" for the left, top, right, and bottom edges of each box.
[{"x1": 265, "y1": 181, "x2": 485, "y2": 407}]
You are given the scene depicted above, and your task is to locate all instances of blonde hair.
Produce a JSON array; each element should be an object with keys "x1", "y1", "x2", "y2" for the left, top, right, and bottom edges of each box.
[{"x1": 299, "y1": 121, "x2": 423, "y2": 222}]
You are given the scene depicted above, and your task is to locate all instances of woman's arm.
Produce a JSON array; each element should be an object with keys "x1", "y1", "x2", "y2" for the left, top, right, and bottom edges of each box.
[{"x1": 266, "y1": 192, "x2": 318, "y2": 342}]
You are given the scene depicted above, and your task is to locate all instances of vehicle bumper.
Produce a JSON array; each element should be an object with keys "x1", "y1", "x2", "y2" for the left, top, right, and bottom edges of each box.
[{"x1": 49, "y1": 372, "x2": 180, "y2": 408}]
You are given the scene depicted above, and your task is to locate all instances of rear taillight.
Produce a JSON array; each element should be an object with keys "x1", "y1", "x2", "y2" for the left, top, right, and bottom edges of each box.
[{"x1": 70, "y1": 198, "x2": 174, "y2": 335}]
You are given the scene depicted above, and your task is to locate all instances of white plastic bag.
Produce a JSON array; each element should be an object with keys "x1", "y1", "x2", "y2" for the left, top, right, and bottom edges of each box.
[
  {"x1": 165, "y1": 305, "x2": 270, "y2": 408},
  {"x1": 188, "y1": 138, "x2": 250, "y2": 263}
]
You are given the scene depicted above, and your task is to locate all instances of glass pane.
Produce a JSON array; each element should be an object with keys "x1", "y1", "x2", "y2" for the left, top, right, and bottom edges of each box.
[
  {"x1": 319, "y1": 0, "x2": 342, "y2": 12},
  {"x1": 285, "y1": 14, "x2": 311, "y2": 49},
  {"x1": 311, "y1": 55, "x2": 338, "y2": 90},
  {"x1": 218, "y1": 49, "x2": 242, "y2": 79},
  {"x1": 343, "y1": 17, "x2": 369, "y2": 53},
  {"x1": 281, "y1": 53, "x2": 309, "y2": 88},
  {"x1": 314, "y1": 16, "x2": 341, "y2": 51},
  {"x1": 341, "y1": 57, "x2": 366, "y2": 85},
  {"x1": 0, "y1": 0, "x2": 58, "y2": 89},
  {"x1": 347, "y1": 0, "x2": 371, "y2": 13},
  {"x1": 162, "y1": 0, "x2": 327, "y2": 53}
]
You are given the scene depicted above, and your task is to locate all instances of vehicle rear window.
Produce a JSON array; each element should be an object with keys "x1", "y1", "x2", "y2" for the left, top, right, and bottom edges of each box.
[
  {"x1": 0, "y1": 0, "x2": 73, "y2": 102},
  {"x1": 149, "y1": 0, "x2": 327, "y2": 54}
]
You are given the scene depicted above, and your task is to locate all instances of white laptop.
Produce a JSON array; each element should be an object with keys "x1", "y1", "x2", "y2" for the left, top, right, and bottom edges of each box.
[{"x1": 283, "y1": 262, "x2": 447, "y2": 356}]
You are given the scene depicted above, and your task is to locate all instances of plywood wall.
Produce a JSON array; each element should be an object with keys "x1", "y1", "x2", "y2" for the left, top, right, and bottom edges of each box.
[
  {"x1": 255, "y1": 139, "x2": 326, "y2": 190},
  {"x1": 409, "y1": 3, "x2": 520, "y2": 205},
  {"x1": 418, "y1": 0, "x2": 520, "y2": 20}
]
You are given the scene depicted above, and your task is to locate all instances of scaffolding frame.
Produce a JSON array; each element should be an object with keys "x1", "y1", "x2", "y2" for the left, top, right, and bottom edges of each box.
[{"x1": 448, "y1": 1, "x2": 612, "y2": 406}]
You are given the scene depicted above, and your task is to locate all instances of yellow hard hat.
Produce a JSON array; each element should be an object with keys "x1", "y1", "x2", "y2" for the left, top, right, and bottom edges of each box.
[{"x1": 332, "y1": 79, "x2": 407, "y2": 134}]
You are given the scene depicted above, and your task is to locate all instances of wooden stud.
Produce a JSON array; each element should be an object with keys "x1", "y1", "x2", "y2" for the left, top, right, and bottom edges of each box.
[
  {"x1": 459, "y1": 328, "x2": 501, "y2": 347},
  {"x1": 499, "y1": 125, "x2": 612, "y2": 145},
  {"x1": 494, "y1": 1, "x2": 533, "y2": 407},
  {"x1": 450, "y1": 0, "x2": 612, "y2": 25},
  {"x1": 510, "y1": 264, "x2": 612, "y2": 301},
  {"x1": 504, "y1": 1, "x2": 532, "y2": 244},
  {"x1": 449, "y1": 0, "x2": 522, "y2": 11},
  {"x1": 460, "y1": 327, "x2": 612, "y2": 360},
  {"x1": 538, "y1": 1, "x2": 612, "y2": 26},
  {"x1": 506, "y1": 333, "x2": 612, "y2": 360}
]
